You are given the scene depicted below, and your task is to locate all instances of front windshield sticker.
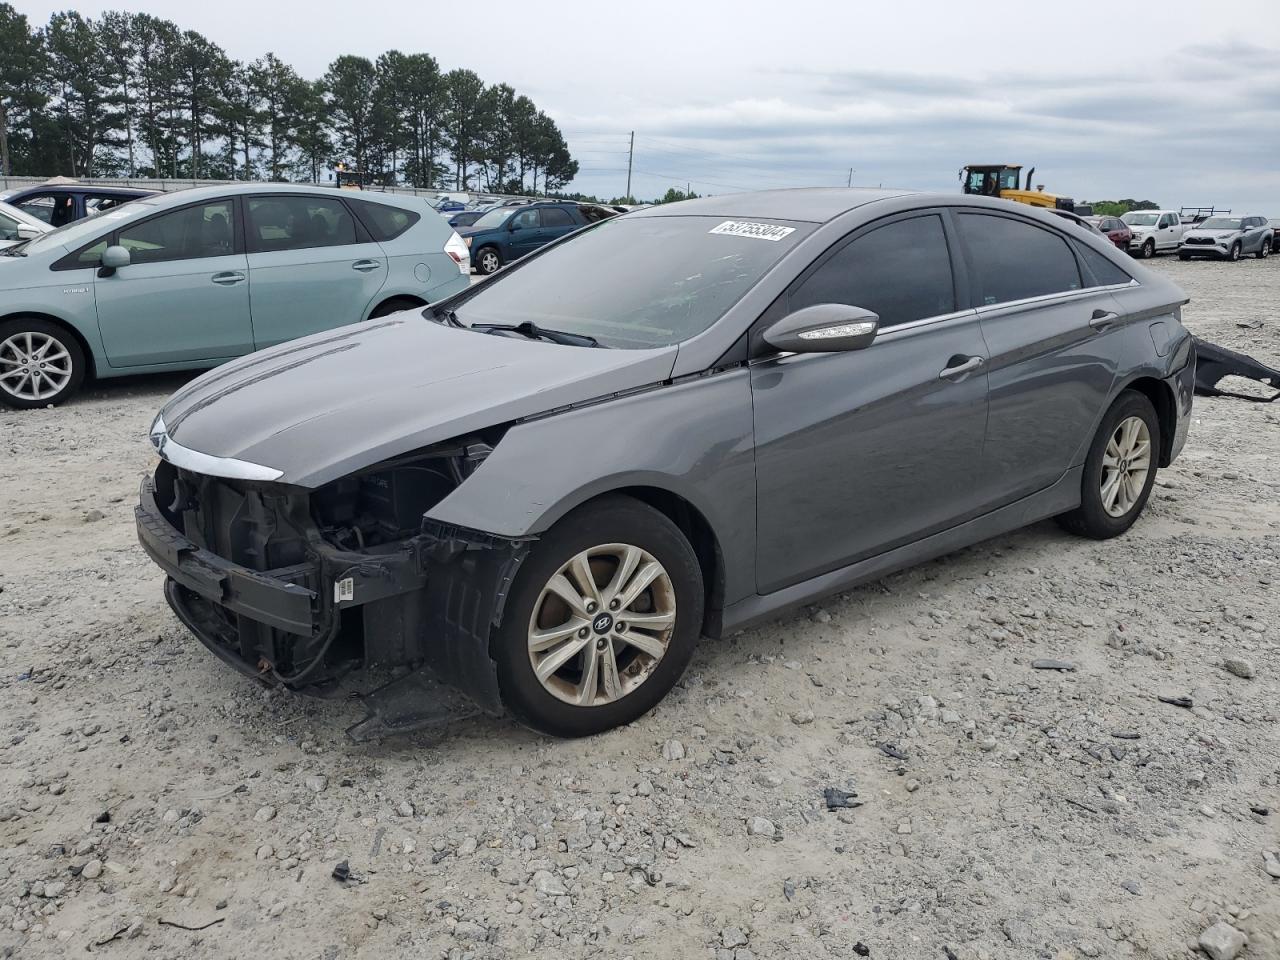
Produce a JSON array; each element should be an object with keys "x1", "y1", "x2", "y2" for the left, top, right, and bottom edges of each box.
[{"x1": 709, "y1": 220, "x2": 796, "y2": 242}]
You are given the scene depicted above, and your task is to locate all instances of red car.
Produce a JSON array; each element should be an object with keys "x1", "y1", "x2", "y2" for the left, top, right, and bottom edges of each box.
[{"x1": 1088, "y1": 216, "x2": 1132, "y2": 251}]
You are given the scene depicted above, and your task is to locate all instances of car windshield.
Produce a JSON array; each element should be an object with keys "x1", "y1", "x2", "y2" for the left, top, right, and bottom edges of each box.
[
  {"x1": 15, "y1": 201, "x2": 154, "y2": 256},
  {"x1": 470, "y1": 207, "x2": 515, "y2": 230},
  {"x1": 451, "y1": 215, "x2": 812, "y2": 349},
  {"x1": 1201, "y1": 217, "x2": 1243, "y2": 229},
  {"x1": 1122, "y1": 213, "x2": 1159, "y2": 226}
]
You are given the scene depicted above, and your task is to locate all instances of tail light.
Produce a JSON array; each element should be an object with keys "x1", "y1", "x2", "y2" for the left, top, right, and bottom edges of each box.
[{"x1": 444, "y1": 232, "x2": 470, "y2": 275}]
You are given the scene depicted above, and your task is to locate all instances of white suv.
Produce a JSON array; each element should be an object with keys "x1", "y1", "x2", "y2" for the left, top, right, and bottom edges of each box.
[{"x1": 1121, "y1": 210, "x2": 1184, "y2": 258}]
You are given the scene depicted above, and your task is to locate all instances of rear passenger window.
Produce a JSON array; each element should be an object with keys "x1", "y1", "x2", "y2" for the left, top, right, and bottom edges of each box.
[
  {"x1": 542, "y1": 207, "x2": 575, "y2": 227},
  {"x1": 790, "y1": 214, "x2": 955, "y2": 329},
  {"x1": 247, "y1": 195, "x2": 358, "y2": 252},
  {"x1": 1077, "y1": 244, "x2": 1132, "y2": 288},
  {"x1": 349, "y1": 198, "x2": 420, "y2": 241},
  {"x1": 958, "y1": 213, "x2": 1081, "y2": 306}
]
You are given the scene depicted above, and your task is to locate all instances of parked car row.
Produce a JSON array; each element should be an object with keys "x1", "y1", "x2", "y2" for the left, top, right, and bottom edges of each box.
[
  {"x1": 0, "y1": 184, "x2": 470, "y2": 407},
  {"x1": 1119, "y1": 209, "x2": 1276, "y2": 261}
]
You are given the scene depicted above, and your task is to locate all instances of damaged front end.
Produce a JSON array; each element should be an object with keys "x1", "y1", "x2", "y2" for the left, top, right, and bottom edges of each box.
[{"x1": 135, "y1": 432, "x2": 532, "y2": 735}]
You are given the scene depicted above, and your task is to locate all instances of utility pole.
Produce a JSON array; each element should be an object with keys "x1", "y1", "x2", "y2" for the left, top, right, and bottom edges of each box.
[
  {"x1": 626, "y1": 131, "x2": 634, "y2": 201},
  {"x1": 847, "y1": 167, "x2": 853, "y2": 188}
]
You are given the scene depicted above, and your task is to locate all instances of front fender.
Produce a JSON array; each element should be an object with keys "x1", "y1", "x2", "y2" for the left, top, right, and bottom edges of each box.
[{"x1": 425, "y1": 369, "x2": 758, "y2": 606}]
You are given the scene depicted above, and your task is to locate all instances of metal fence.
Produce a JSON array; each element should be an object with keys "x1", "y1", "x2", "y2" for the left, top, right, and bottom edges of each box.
[{"x1": 0, "y1": 175, "x2": 532, "y2": 204}]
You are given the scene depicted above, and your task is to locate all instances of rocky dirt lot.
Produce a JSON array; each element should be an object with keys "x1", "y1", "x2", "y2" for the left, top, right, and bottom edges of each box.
[{"x1": 1, "y1": 258, "x2": 1278, "y2": 960}]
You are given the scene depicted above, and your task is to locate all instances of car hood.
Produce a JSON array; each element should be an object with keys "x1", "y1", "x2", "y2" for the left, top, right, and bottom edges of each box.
[
  {"x1": 1185, "y1": 228, "x2": 1240, "y2": 239},
  {"x1": 158, "y1": 314, "x2": 678, "y2": 488}
]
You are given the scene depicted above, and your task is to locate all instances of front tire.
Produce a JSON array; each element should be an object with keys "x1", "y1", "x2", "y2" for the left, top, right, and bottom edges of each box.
[
  {"x1": 493, "y1": 496, "x2": 704, "y2": 737},
  {"x1": 0, "y1": 318, "x2": 86, "y2": 409},
  {"x1": 475, "y1": 246, "x2": 502, "y2": 276},
  {"x1": 1229, "y1": 242, "x2": 1242, "y2": 261},
  {"x1": 1178, "y1": 252, "x2": 1191, "y2": 261},
  {"x1": 1141, "y1": 239, "x2": 1155, "y2": 259},
  {"x1": 1056, "y1": 390, "x2": 1160, "y2": 540}
]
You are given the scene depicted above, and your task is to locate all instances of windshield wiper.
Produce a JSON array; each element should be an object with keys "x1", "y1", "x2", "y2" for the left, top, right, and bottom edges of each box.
[
  {"x1": 471, "y1": 321, "x2": 602, "y2": 348},
  {"x1": 431, "y1": 306, "x2": 463, "y2": 327}
]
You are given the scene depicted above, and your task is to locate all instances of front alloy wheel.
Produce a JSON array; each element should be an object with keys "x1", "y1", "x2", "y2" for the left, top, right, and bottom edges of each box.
[
  {"x1": 494, "y1": 495, "x2": 704, "y2": 737},
  {"x1": 476, "y1": 248, "x2": 501, "y2": 275},
  {"x1": 0, "y1": 320, "x2": 86, "y2": 409},
  {"x1": 528, "y1": 544, "x2": 676, "y2": 706}
]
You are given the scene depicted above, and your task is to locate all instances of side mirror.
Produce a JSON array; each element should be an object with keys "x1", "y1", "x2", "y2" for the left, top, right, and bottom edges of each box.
[
  {"x1": 763, "y1": 303, "x2": 880, "y2": 354},
  {"x1": 98, "y1": 244, "x2": 130, "y2": 277},
  {"x1": 15, "y1": 226, "x2": 41, "y2": 241}
]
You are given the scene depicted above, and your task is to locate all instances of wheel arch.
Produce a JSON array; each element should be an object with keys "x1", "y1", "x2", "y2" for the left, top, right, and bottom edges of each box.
[
  {"x1": 0, "y1": 310, "x2": 98, "y2": 378},
  {"x1": 529, "y1": 483, "x2": 728, "y2": 639},
  {"x1": 1116, "y1": 374, "x2": 1177, "y2": 467},
  {"x1": 365, "y1": 294, "x2": 426, "y2": 321}
]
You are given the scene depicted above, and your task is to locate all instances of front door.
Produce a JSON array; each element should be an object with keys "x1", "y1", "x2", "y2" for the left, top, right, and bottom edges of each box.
[
  {"x1": 93, "y1": 198, "x2": 254, "y2": 367},
  {"x1": 751, "y1": 211, "x2": 990, "y2": 593},
  {"x1": 955, "y1": 211, "x2": 1123, "y2": 508},
  {"x1": 507, "y1": 207, "x2": 547, "y2": 259},
  {"x1": 243, "y1": 193, "x2": 388, "y2": 348}
]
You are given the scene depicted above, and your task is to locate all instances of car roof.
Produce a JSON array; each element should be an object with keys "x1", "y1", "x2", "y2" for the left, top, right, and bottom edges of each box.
[
  {"x1": 633, "y1": 188, "x2": 916, "y2": 224},
  {"x1": 4, "y1": 183, "x2": 154, "y2": 197},
  {"x1": 126, "y1": 183, "x2": 425, "y2": 211}
]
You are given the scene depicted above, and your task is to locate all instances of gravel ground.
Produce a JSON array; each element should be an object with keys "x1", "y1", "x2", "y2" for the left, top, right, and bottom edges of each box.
[{"x1": 2, "y1": 258, "x2": 1278, "y2": 960}]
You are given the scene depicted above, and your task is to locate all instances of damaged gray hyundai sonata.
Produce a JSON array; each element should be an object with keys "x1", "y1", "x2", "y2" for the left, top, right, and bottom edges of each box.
[{"x1": 136, "y1": 189, "x2": 1195, "y2": 737}]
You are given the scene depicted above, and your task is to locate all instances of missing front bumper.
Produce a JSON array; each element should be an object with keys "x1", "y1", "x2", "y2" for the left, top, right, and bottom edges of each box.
[{"x1": 137, "y1": 475, "x2": 534, "y2": 730}]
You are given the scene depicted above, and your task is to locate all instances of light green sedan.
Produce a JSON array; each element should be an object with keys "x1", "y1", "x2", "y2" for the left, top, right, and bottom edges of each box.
[{"x1": 0, "y1": 184, "x2": 471, "y2": 407}]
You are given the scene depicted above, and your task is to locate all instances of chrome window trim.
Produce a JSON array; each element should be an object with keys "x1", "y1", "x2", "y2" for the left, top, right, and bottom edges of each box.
[
  {"x1": 149, "y1": 415, "x2": 284, "y2": 482},
  {"x1": 974, "y1": 279, "x2": 1138, "y2": 316}
]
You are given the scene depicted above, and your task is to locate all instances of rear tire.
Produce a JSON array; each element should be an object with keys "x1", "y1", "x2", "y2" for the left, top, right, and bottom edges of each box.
[
  {"x1": 1178, "y1": 252, "x2": 1190, "y2": 261},
  {"x1": 493, "y1": 496, "x2": 704, "y2": 737},
  {"x1": 0, "y1": 317, "x2": 87, "y2": 409},
  {"x1": 1256, "y1": 240, "x2": 1270, "y2": 260},
  {"x1": 1056, "y1": 390, "x2": 1160, "y2": 540}
]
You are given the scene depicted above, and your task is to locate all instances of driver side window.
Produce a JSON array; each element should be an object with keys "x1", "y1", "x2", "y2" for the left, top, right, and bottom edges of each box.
[
  {"x1": 790, "y1": 214, "x2": 956, "y2": 329},
  {"x1": 512, "y1": 209, "x2": 540, "y2": 230}
]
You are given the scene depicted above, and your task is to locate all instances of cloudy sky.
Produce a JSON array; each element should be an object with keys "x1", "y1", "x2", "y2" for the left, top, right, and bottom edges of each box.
[{"x1": 19, "y1": 0, "x2": 1280, "y2": 209}]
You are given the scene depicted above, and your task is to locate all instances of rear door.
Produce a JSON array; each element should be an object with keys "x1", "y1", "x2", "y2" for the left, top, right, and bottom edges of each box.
[
  {"x1": 751, "y1": 209, "x2": 990, "y2": 592},
  {"x1": 958, "y1": 210, "x2": 1125, "y2": 509},
  {"x1": 539, "y1": 205, "x2": 580, "y2": 243},
  {"x1": 92, "y1": 197, "x2": 254, "y2": 367},
  {"x1": 243, "y1": 193, "x2": 388, "y2": 348}
]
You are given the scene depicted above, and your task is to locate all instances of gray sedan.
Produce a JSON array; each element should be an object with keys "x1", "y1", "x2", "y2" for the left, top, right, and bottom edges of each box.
[{"x1": 136, "y1": 189, "x2": 1195, "y2": 737}]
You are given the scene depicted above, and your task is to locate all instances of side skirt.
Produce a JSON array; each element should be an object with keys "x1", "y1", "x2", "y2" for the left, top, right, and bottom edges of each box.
[{"x1": 720, "y1": 466, "x2": 1083, "y2": 635}]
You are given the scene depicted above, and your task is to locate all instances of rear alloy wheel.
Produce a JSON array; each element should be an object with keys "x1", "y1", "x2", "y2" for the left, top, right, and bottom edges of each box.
[
  {"x1": 476, "y1": 247, "x2": 502, "y2": 275},
  {"x1": 1141, "y1": 239, "x2": 1155, "y2": 259},
  {"x1": 1229, "y1": 242, "x2": 1242, "y2": 261},
  {"x1": 1256, "y1": 239, "x2": 1270, "y2": 260},
  {"x1": 494, "y1": 496, "x2": 703, "y2": 737},
  {"x1": 0, "y1": 319, "x2": 86, "y2": 409},
  {"x1": 1056, "y1": 390, "x2": 1160, "y2": 540}
]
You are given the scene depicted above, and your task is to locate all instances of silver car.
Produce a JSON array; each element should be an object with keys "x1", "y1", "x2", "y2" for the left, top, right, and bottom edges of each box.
[
  {"x1": 1178, "y1": 215, "x2": 1273, "y2": 261},
  {"x1": 136, "y1": 189, "x2": 1195, "y2": 737}
]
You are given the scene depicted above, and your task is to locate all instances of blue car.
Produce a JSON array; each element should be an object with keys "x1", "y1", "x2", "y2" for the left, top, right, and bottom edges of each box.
[
  {"x1": 0, "y1": 184, "x2": 471, "y2": 407},
  {"x1": 0, "y1": 183, "x2": 156, "y2": 227},
  {"x1": 458, "y1": 202, "x2": 613, "y2": 275}
]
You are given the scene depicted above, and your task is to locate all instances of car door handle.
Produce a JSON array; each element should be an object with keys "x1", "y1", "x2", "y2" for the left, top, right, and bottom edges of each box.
[
  {"x1": 211, "y1": 271, "x2": 245, "y2": 286},
  {"x1": 938, "y1": 355, "x2": 985, "y2": 381},
  {"x1": 1089, "y1": 309, "x2": 1120, "y2": 330},
  {"x1": 351, "y1": 259, "x2": 381, "y2": 272}
]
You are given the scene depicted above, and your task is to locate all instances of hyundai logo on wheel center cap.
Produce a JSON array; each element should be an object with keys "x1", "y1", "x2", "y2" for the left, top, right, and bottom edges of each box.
[{"x1": 592, "y1": 612, "x2": 614, "y2": 634}]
